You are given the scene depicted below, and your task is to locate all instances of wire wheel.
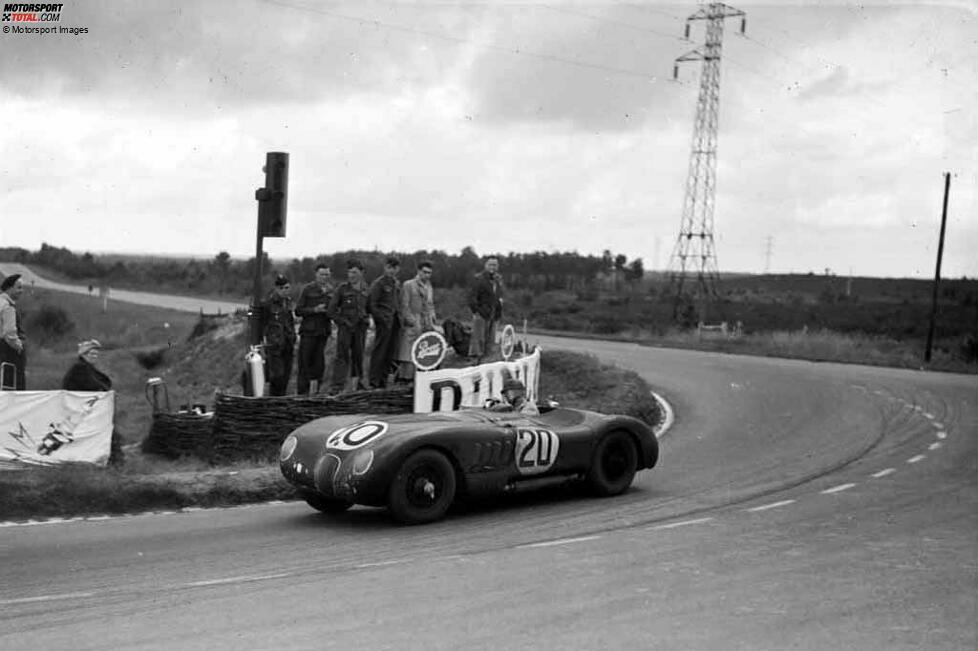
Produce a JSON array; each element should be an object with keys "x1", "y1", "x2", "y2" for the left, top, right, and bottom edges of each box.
[
  {"x1": 388, "y1": 449, "x2": 457, "y2": 524},
  {"x1": 586, "y1": 430, "x2": 638, "y2": 497}
]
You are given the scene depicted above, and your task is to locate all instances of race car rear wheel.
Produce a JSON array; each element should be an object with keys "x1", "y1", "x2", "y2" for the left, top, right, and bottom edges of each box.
[
  {"x1": 388, "y1": 449, "x2": 457, "y2": 524},
  {"x1": 302, "y1": 492, "x2": 353, "y2": 514},
  {"x1": 586, "y1": 430, "x2": 638, "y2": 496}
]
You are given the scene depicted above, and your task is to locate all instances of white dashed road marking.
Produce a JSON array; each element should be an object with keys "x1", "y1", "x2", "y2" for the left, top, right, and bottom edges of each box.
[
  {"x1": 520, "y1": 535, "x2": 603, "y2": 549},
  {"x1": 355, "y1": 559, "x2": 408, "y2": 569},
  {"x1": 184, "y1": 573, "x2": 291, "y2": 588},
  {"x1": 745, "y1": 500, "x2": 795, "y2": 512},
  {"x1": 936, "y1": 431, "x2": 947, "y2": 440},
  {"x1": 871, "y1": 468, "x2": 896, "y2": 478},
  {"x1": 650, "y1": 517, "x2": 714, "y2": 530},
  {"x1": 0, "y1": 591, "x2": 96, "y2": 606},
  {"x1": 907, "y1": 455, "x2": 926, "y2": 464},
  {"x1": 821, "y1": 483, "x2": 857, "y2": 494},
  {"x1": 929, "y1": 443, "x2": 942, "y2": 451}
]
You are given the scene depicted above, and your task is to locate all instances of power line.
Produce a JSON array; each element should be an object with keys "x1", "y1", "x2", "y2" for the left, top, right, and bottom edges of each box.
[
  {"x1": 540, "y1": 4, "x2": 685, "y2": 40},
  {"x1": 262, "y1": 0, "x2": 659, "y2": 81}
]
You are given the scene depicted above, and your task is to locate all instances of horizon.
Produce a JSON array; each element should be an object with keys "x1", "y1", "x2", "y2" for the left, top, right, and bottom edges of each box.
[{"x1": 5, "y1": 243, "x2": 972, "y2": 283}]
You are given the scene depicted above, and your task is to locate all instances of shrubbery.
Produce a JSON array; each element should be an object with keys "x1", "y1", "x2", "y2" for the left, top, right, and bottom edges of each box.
[{"x1": 26, "y1": 304, "x2": 75, "y2": 345}]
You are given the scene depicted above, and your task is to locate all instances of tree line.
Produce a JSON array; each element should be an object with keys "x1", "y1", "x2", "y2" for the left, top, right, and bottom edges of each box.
[{"x1": 0, "y1": 243, "x2": 645, "y2": 297}]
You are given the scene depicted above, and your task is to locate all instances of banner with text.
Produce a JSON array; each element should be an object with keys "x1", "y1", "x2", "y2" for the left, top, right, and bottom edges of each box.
[
  {"x1": 413, "y1": 348, "x2": 541, "y2": 413},
  {"x1": 0, "y1": 391, "x2": 115, "y2": 468}
]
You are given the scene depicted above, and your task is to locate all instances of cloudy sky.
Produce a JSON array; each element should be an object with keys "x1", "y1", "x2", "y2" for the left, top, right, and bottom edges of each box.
[{"x1": 1, "y1": 0, "x2": 975, "y2": 278}]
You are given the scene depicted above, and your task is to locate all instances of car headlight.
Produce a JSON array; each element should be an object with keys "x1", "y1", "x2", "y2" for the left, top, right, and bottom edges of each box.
[
  {"x1": 280, "y1": 435, "x2": 298, "y2": 462},
  {"x1": 351, "y1": 449, "x2": 374, "y2": 476}
]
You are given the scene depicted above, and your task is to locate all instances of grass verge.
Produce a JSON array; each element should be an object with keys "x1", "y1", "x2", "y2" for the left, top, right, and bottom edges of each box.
[{"x1": 0, "y1": 349, "x2": 660, "y2": 521}]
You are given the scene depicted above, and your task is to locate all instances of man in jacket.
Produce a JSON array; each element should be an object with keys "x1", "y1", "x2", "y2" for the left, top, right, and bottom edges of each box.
[
  {"x1": 260, "y1": 274, "x2": 297, "y2": 396},
  {"x1": 294, "y1": 263, "x2": 334, "y2": 395},
  {"x1": 396, "y1": 260, "x2": 437, "y2": 381},
  {"x1": 0, "y1": 273, "x2": 26, "y2": 390},
  {"x1": 328, "y1": 259, "x2": 369, "y2": 394},
  {"x1": 366, "y1": 256, "x2": 401, "y2": 389},
  {"x1": 467, "y1": 256, "x2": 503, "y2": 363}
]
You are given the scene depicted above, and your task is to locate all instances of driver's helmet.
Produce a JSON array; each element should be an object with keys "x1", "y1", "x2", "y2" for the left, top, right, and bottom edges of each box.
[{"x1": 502, "y1": 377, "x2": 526, "y2": 401}]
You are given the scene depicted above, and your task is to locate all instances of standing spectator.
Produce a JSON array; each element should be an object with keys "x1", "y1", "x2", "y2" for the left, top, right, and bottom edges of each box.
[
  {"x1": 467, "y1": 256, "x2": 503, "y2": 363},
  {"x1": 366, "y1": 256, "x2": 401, "y2": 389},
  {"x1": 0, "y1": 274, "x2": 26, "y2": 390},
  {"x1": 328, "y1": 259, "x2": 370, "y2": 393},
  {"x1": 294, "y1": 263, "x2": 334, "y2": 395},
  {"x1": 260, "y1": 274, "x2": 297, "y2": 396},
  {"x1": 396, "y1": 260, "x2": 437, "y2": 382},
  {"x1": 62, "y1": 339, "x2": 123, "y2": 465}
]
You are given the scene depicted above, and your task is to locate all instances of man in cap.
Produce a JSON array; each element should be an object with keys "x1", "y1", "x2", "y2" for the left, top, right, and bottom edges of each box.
[
  {"x1": 327, "y1": 259, "x2": 370, "y2": 393},
  {"x1": 0, "y1": 273, "x2": 27, "y2": 390},
  {"x1": 294, "y1": 263, "x2": 334, "y2": 395},
  {"x1": 260, "y1": 273, "x2": 297, "y2": 396},
  {"x1": 366, "y1": 256, "x2": 401, "y2": 389}
]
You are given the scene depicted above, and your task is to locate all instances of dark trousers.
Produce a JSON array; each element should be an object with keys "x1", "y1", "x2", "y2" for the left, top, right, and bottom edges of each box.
[
  {"x1": 265, "y1": 344, "x2": 294, "y2": 396},
  {"x1": 297, "y1": 334, "x2": 329, "y2": 395},
  {"x1": 331, "y1": 322, "x2": 367, "y2": 392},
  {"x1": 0, "y1": 342, "x2": 25, "y2": 390},
  {"x1": 368, "y1": 316, "x2": 400, "y2": 388}
]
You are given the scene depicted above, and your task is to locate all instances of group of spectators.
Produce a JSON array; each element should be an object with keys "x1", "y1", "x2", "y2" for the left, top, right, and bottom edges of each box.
[{"x1": 258, "y1": 255, "x2": 504, "y2": 397}]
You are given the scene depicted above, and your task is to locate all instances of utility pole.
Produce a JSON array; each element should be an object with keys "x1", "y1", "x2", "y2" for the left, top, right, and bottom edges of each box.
[
  {"x1": 924, "y1": 172, "x2": 951, "y2": 363},
  {"x1": 668, "y1": 2, "x2": 746, "y2": 322}
]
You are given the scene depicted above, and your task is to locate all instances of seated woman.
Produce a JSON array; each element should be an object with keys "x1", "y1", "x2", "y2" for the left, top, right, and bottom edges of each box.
[
  {"x1": 62, "y1": 339, "x2": 112, "y2": 392},
  {"x1": 487, "y1": 377, "x2": 540, "y2": 416},
  {"x1": 62, "y1": 339, "x2": 122, "y2": 465}
]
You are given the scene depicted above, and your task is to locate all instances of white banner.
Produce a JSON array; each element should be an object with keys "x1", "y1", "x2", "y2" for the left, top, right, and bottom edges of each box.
[
  {"x1": 0, "y1": 391, "x2": 115, "y2": 468},
  {"x1": 413, "y1": 348, "x2": 541, "y2": 413}
]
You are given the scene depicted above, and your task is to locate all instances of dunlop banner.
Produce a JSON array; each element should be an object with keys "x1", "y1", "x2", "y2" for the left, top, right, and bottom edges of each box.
[{"x1": 413, "y1": 348, "x2": 541, "y2": 414}]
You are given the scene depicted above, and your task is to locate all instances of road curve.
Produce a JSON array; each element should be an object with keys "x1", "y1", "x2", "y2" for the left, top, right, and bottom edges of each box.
[
  {"x1": 0, "y1": 281, "x2": 975, "y2": 649},
  {"x1": 0, "y1": 262, "x2": 247, "y2": 315}
]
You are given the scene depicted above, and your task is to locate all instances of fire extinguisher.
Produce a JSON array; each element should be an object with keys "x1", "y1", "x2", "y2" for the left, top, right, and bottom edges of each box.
[{"x1": 245, "y1": 345, "x2": 265, "y2": 397}]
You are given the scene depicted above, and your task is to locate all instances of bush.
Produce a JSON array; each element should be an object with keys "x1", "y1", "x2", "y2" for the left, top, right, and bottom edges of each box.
[{"x1": 27, "y1": 304, "x2": 76, "y2": 346}]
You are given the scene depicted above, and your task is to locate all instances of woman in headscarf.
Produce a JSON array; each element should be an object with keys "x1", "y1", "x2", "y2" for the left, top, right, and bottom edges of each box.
[
  {"x1": 62, "y1": 339, "x2": 122, "y2": 465},
  {"x1": 62, "y1": 339, "x2": 112, "y2": 391}
]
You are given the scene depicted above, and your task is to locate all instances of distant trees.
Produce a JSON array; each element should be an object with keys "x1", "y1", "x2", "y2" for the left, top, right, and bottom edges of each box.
[{"x1": 0, "y1": 243, "x2": 645, "y2": 297}]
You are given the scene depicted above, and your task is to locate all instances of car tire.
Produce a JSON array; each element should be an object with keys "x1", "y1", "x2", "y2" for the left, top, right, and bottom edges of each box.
[
  {"x1": 303, "y1": 492, "x2": 353, "y2": 514},
  {"x1": 387, "y1": 449, "x2": 457, "y2": 524},
  {"x1": 586, "y1": 430, "x2": 638, "y2": 497}
]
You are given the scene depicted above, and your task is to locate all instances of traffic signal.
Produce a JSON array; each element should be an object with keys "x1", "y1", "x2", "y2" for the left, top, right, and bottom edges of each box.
[{"x1": 256, "y1": 152, "x2": 289, "y2": 238}]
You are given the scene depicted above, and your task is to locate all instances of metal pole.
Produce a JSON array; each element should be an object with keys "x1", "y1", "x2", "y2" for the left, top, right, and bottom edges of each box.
[
  {"x1": 249, "y1": 226, "x2": 265, "y2": 347},
  {"x1": 924, "y1": 172, "x2": 951, "y2": 363}
]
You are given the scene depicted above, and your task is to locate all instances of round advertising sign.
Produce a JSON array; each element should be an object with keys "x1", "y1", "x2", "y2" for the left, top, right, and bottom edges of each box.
[
  {"x1": 500, "y1": 324, "x2": 516, "y2": 360},
  {"x1": 411, "y1": 330, "x2": 448, "y2": 371}
]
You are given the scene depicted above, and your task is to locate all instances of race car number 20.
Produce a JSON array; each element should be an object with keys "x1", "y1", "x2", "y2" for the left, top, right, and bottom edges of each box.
[{"x1": 515, "y1": 428, "x2": 560, "y2": 475}]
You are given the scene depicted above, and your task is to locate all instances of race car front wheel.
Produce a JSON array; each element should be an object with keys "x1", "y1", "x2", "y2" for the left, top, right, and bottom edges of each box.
[
  {"x1": 388, "y1": 449, "x2": 457, "y2": 524},
  {"x1": 586, "y1": 430, "x2": 638, "y2": 497}
]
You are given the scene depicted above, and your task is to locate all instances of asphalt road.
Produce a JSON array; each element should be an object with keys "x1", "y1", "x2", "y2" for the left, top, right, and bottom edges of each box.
[
  {"x1": 0, "y1": 262, "x2": 246, "y2": 315},
  {"x1": 1, "y1": 333, "x2": 975, "y2": 650}
]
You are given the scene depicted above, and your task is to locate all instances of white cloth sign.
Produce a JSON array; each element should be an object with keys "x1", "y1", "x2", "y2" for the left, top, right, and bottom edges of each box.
[
  {"x1": 413, "y1": 348, "x2": 541, "y2": 413},
  {"x1": 0, "y1": 391, "x2": 115, "y2": 468}
]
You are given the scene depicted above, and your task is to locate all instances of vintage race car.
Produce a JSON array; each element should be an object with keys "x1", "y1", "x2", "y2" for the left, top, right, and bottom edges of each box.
[{"x1": 279, "y1": 405, "x2": 659, "y2": 524}]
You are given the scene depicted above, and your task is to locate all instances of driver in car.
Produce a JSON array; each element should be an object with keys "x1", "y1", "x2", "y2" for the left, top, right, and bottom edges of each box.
[{"x1": 487, "y1": 377, "x2": 539, "y2": 416}]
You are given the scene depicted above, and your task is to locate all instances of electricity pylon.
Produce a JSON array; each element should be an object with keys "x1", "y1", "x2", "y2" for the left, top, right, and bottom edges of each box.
[{"x1": 668, "y1": 2, "x2": 745, "y2": 321}]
